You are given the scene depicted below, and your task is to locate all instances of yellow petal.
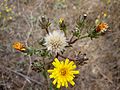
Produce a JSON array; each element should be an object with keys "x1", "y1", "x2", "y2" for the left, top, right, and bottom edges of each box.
[
  {"x1": 54, "y1": 58, "x2": 60, "y2": 63},
  {"x1": 69, "y1": 80, "x2": 75, "y2": 86},
  {"x1": 65, "y1": 58, "x2": 69, "y2": 65},
  {"x1": 52, "y1": 62, "x2": 59, "y2": 67},
  {"x1": 52, "y1": 62, "x2": 57, "y2": 67},
  {"x1": 47, "y1": 70, "x2": 53, "y2": 73},
  {"x1": 65, "y1": 81, "x2": 68, "y2": 88},
  {"x1": 57, "y1": 84, "x2": 60, "y2": 88},
  {"x1": 52, "y1": 58, "x2": 60, "y2": 67},
  {"x1": 67, "y1": 76, "x2": 73, "y2": 81},
  {"x1": 62, "y1": 80, "x2": 65, "y2": 86},
  {"x1": 61, "y1": 61, "x2": 64, "y2": 65},
  {"x1": 68, "y1": 61, "x2": 74, "y2": 67},
  {"x1": 57, "y1": 81, "x2": 61, "y2": 88},
  {"x1": 69, "y1": 73, "x2": 75, "y2": 78},
  {"x1": 71, "y1": 71, "x2": 79, "y2": 74},
  {"x1": 53, "y1": 79, "x2": 57, "y2": 85},
  {"x1": 50, "y1": 75, "x2": 54, "y2": 78},
  {"x1": 69, "y1": 65, "x2": 76, "y2": 70}
]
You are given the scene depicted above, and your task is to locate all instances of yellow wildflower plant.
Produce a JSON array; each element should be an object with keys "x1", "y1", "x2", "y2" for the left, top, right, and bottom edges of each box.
[
  {"x1": 0, "y1": 0, "x2": 16, "y2": 21},
  {"x1": 96, "y1": 22, "x2": 108, "y2": 32},
  {"x1": 12, "y1": 42, "x2": 26, "y2": 52},
  {"x1": 48, "y1": 58, "x2": 79, "y2": 88}
]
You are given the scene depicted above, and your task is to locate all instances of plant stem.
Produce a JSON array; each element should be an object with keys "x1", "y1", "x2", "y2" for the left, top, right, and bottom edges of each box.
[
  {"x1": 69, "y1": 35, "x2": 74, "y2": 42},
  {"x1": 69, "y1": 34, "x2": 88, "y2": 44},
  {"x1": 45, "y1": 28, "x2": 49, "y2": 34},
  {"x1": 42, "y1": 58, "x2": 49, "y2": 90}
]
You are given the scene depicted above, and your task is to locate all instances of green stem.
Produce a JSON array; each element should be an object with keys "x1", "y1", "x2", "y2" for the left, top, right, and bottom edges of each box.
[
  {"x1": 42, "y1": 58, "x2": 49, "y2": 89},
  {"x1": 45, "y1": 28, "x2": 49, "y2": 34},
  {"x1": 79, "y1": 34, "x2": 88, "y2": 39},
  {"x1": 69, "y1": 34, "x2": 88, "y2": 44}
]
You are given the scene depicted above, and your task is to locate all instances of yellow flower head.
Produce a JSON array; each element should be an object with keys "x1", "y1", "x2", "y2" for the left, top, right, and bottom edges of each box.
[
  {"x1": 59, "y1": 18, "x2": 64, "y2": 24},
  {"x1": 96, "y1": 23, "x2": 108, "y2": 32},
  {"x1": 48, "y1": 58, "x2": 79, "y2": 88},
  {"x1": 12, "y1": 42, "x2": 26, "y2": 51},
  {"x1": 103, "y1": 13, "x2": 107, "y2": 17}
]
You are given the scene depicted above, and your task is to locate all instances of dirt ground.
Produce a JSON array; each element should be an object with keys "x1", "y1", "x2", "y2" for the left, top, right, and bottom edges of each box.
[{"x1": 0, "y1": 0, "x2": 120, "y2": 90}]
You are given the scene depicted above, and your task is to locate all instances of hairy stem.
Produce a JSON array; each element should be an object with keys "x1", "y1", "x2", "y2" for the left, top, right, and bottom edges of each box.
[
  {"x1": 69, "y1": 34, "x2": 88, "y2": 44},
  {"x1": 45, "y1": 28, "x2": 49, "y2": 34}
]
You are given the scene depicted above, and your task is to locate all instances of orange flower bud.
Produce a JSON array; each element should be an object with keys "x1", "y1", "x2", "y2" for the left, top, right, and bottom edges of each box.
[
  {"x1": 96, "y1": 23, "x2": 108, "y2": 32},
  {"x1": 13, "y1": 42, "x2": 26, "y2": 51}
]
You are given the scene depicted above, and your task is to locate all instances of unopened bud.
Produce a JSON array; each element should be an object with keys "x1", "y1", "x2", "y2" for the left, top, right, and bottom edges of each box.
[
  {"x1": 41, "y1": 16, "x2": 46, "y2": 23},
  {"x1": 83, "y1": 14, "x2": 87, "y2": 19}
]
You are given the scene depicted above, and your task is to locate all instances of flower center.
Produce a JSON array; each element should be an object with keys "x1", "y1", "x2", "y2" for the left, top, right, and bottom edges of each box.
[
  {"x1": 60, "y1": 68, "x2": 67, "y2": 76},
  {"x1": 51, "y1": 40, "x2": 61, "y2": 49}
]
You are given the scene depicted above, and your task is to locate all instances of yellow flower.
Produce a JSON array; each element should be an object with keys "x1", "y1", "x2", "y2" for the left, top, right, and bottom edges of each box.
[
  {"x1": 59, "y1": 18, "x2": 64, "y2": 24},
  {"x1": 12, "y1": 42, "x2": 26, "y2": 51},
  {"x1": 103, "y1": 13, "x2": 107, "y2": 17},
  {"x1": 96, "y1": 23, "x2": 108, "y2": 32},
  {"x1": 9, "y1": 16, "x2": 12, "y2": 20},
  {"x1": 48, "y1": 58, "x2": 79, "y2": 88}
]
